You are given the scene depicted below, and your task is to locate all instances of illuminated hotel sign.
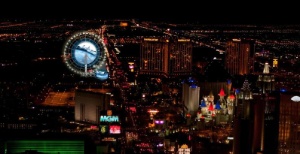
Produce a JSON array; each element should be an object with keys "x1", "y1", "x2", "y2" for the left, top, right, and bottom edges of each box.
[
  {"x1": 232, "y1": 38, "x2": 241, "y2": 42},
  {"x1": 100, "y1": 115, "x2": 119, "y2": 122},
  {"x1": 100, "y1": 110, "x2": 119, "y2": 122},
  {"x1": 109, "y1": 125, "x2": 121, "y2": 134},
  {"x1": 120, "y1": 22, "x2": 128, "y2": 27},
  {"x1": 144, "y1": 38, "x2": 158, "y2": 41},
  {"x1": 178, "y1": 39, "x2": 190, "y2": 42},
  {"x1": 102, "y1": 137, "x2": 116, "y2": 142},
  {"x1": 148, "y1": 109, "x2": 159, "y2": 114}
]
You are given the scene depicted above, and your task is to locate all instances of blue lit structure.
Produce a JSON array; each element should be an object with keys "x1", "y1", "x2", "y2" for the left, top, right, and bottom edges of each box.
[{"x1": 62, "y1": 31, "x2": 108, "y2": 81}]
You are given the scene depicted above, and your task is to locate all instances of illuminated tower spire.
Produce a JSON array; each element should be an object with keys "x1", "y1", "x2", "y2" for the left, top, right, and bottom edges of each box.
[
  {"x1": 215, "y1": 100, "x2": 222, "y2": 110},
  {"x1": 200, "y1": 100, "x2": 206, "y2": 108},
  {"x1": 218, "y1": 88, "x2": 226, "y2": 98},
  {"x1": 241, "y1": 79, "x2": 252, "y2": 100}
]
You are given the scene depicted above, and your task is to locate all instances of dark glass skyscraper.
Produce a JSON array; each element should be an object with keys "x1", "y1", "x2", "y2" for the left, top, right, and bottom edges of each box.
[
  {"x1": 233, "y1": 62, "x2": 278, "y2": 154},
  {"x1": 233, "y1": 79, "x2": 254, "y2": 154}
]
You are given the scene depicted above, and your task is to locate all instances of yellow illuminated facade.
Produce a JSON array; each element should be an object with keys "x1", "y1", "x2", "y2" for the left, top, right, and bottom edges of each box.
[
  {"x1": 140, "y1": 37, "x2": 170, "y2": 77},
  {"x1": 225, "y1": 39, "x2": 255, "y2": 75},
  {"x1": 140, "y1": 37, "x2": 192, "y2": 77},
  {"x1": 273, "y1": 58, "x2": 278, "y2": 67},
  {"x1": 278, "y1": 93, "x2": 300, "y2": 154}
]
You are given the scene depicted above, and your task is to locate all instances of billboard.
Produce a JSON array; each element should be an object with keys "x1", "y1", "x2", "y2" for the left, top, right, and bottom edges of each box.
[
  {"x1": 99, "y1": 110, "x2": 119, "y2": 123},
  {"x1": 100, "y1": 125, "x2": 108, "y2": 134},
  {"x1": 129, "y1": 106, "x2": 136, "y2": 113},
  {"x1": 144, "y1": 38, "x2": 158, "y2": 41},
  {"x1": 100, "y1": 115, "x2": 119, "y2": 122},
  {"x1": 178, "y1": 39, "x2": 190, "y2": 42},
  {"x1": 109, "y1": 125, "x2": 121, "y2": 134}
]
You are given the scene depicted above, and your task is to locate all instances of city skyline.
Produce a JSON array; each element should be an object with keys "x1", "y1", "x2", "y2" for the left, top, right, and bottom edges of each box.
[
  {"x1": 1, "y1": 2, "x2": 299, "y2": 24},
  {"x1": 1, "y1": 16, "x2": 300, "y2": 153}
]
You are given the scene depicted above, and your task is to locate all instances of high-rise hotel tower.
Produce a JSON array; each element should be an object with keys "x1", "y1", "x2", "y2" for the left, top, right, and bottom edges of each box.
[
  {"x1": 225, "y1": 39, "x2": 255, "y2": 76},
  {"x1": 139, "y1": 37, "x2": 192, "y2": 78}
]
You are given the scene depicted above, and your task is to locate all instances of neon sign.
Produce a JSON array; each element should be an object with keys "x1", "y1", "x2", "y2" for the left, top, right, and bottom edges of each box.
[
  {"x1": 100, "y1": 116, "x2": 119, "y2": 122},
  {"x1": 144, "y1": 38, "x2": 158, "y2": 41},
  {"x1": 110, "y1": 125, "x2": 121, "y2": 134},
  {"x1": 155, "y1": 120, "x2": 164, "y2": 124},
  {"x1": 178, "y1": 39, "x2": 190, "y2": 42}
]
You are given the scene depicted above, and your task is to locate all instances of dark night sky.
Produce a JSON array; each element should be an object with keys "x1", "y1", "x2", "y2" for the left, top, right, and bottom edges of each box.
[{"x1": 1, "y1": 1, "x2": 299, "y2": 24}]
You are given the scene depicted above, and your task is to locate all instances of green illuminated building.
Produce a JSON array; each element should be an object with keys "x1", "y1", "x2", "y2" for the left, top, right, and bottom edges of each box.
[{"x1": 5, "y1": 140, "x2": 84, "y2": 154}]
